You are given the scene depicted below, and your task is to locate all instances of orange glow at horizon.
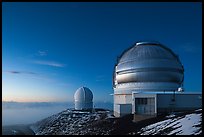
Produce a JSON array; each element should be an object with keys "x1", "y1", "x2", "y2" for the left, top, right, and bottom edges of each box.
[{"x1": 2, "y1": 95, "x2": 71, "y2": 103}]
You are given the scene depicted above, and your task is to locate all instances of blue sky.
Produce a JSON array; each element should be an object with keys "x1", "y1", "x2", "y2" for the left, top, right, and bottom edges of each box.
[{"x1": 2, "y1": 2, "x2": 202, "y2": 102}]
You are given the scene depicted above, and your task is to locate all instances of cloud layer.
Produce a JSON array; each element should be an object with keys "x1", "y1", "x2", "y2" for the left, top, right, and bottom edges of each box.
[
  {"x1": 5, "y1": 71, "x2": 37, "y2": 75},
  {"x1": 33, "y1": 60, "x2": 65, "y2": 67},
  {"x1": 38, "y1": 50, "x2": 47, "y2": 56}
]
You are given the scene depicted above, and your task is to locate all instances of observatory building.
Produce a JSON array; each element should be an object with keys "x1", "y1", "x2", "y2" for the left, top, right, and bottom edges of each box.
[
  {"x1": 74, "y1": 87, "x2": 93, "y2": 110},
  {"x1": 113, "y1": 42, "x2": 202, "y2": 120}
]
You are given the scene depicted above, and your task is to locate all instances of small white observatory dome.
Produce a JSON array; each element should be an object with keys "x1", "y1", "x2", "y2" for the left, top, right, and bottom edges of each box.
[{"x1": 74, "y1": 86, "x2": 93, "y2": 110}]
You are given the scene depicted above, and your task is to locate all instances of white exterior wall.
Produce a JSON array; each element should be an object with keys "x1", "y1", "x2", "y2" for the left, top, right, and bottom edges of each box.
[
  {"x1": 114, "y1": 104, "x2": 132, "y2": 117},
  {"x1": 132, "y1": 92, "x2": 202, "y2": 115},
  {"x1": 114, "y1": 94, "x2": 132, "y2": 104},
  {"x1": 114, "y1": 104, "x2": 120, "y2": 117},
  {"x1": 157, "y1": 93, "x2": 202, "y2": 112},
  {"x1": 113, "y1": 94, "x2": 132, "y2": 117}
]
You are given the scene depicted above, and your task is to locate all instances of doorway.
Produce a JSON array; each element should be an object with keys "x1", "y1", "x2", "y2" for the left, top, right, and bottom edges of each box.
[{"x1": 135, "y1": 97, "x2": 155, "y2": 115}]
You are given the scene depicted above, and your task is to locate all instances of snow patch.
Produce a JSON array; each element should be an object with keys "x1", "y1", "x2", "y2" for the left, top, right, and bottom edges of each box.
[{"x1": 138, "y1": 110, "x2": 202, "y2": 135}]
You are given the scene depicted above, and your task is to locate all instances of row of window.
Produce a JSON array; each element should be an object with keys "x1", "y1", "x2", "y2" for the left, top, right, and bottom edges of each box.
[
  {"x1": 135, "y1": 98, "x2": 147, "y2": 105},
  {"x1": 135, "y1": 98, "x2": 155, "y2": 105}
]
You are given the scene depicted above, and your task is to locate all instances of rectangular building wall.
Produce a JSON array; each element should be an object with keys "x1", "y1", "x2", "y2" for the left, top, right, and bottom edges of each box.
[
  {"x1": 120, "y1": 104, "x2": 132, "y2": 116},
  {"x1": 114, "y1": 94, "x2": 132, "y2": 117},
  {"x1": 114, "y1": 94, "x2": 132, "y2": 104},
  {"x1": 157, "y1": 93, "x2": 202, "y2": 113},
  {"x1": 114, "y1": 104, "x2": 132, "y2": 117},
  {"x1": 114, "y1": 104, "x2": 120, "y2": 117}
]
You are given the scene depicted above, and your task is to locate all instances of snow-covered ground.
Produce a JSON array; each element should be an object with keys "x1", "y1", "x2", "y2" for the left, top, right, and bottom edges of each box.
[{"x1": 137, "y1": 109, "x2": 202, "y2": 135}]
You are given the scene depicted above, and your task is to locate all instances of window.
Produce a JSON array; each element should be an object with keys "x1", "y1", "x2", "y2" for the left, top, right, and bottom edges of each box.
[{"x1": 135, "y1": 98, "x2": 147, "y2": 105}]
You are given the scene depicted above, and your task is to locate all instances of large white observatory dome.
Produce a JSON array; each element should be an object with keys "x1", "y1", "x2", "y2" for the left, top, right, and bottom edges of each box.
[
  {"x1": 113, "y1": 42, "x2": 184, "y2": 93},
  {"x1": 74, "y1": 87, "x2": 93, "y2": 110}
]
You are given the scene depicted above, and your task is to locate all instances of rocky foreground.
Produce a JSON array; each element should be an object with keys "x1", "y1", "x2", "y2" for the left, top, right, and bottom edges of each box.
[
  {"x1": 30, "y1": 108, "x2": 114, "y2": 135},
  {"x1": 30, "y1": 108, "x2": 202, "y2": 135}
]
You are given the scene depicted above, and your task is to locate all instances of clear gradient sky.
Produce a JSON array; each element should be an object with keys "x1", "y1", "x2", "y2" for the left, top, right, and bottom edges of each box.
[{"x1": 2, "y1": 2, "x2": 202, "y2": 102}]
